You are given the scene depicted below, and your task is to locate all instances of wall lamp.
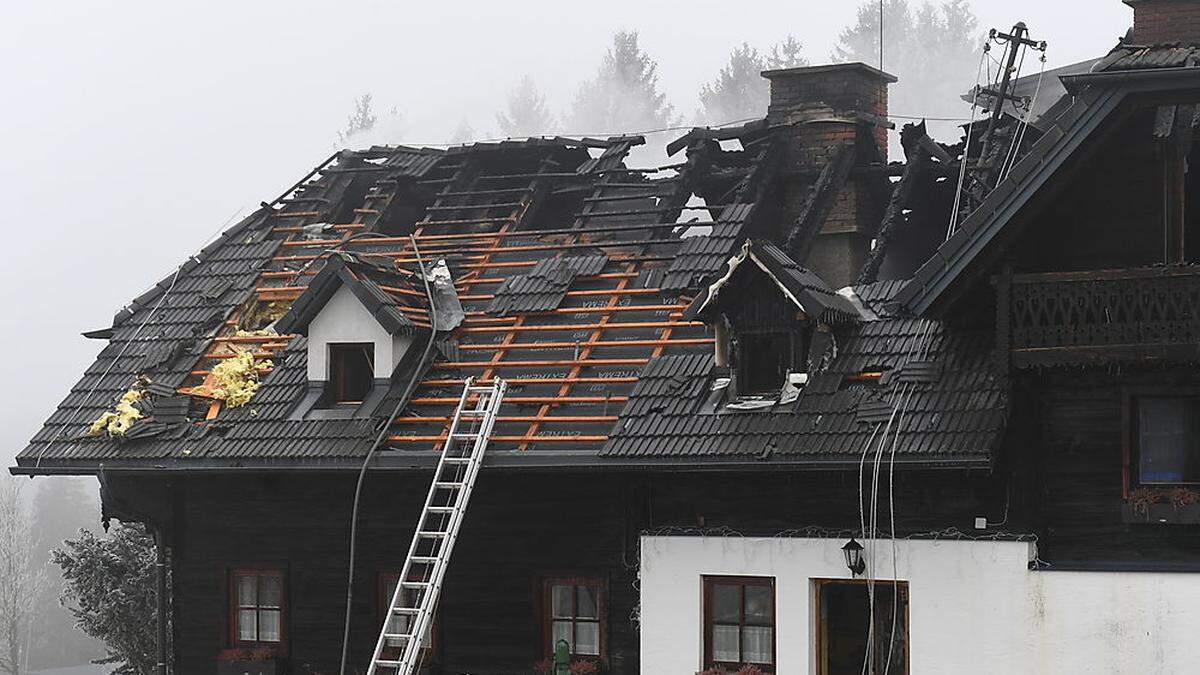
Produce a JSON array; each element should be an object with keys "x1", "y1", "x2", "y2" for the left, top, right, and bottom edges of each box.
[{"x1": 842, "y1": 538, "x2": 866, "y2": 577}]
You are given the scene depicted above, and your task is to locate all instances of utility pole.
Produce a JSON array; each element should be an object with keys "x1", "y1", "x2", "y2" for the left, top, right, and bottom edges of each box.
[{"x1": 976, "y1": 22, "x2": 1047, "y2": 188}]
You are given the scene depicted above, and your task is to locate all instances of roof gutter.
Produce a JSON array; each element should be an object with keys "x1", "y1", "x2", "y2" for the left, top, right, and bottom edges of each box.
[
  {"x1": 1061, "y1": 66, "x2": 1200, "y2": 94},
  {"x1": 10, "y1": 453, "x2": 994, "y2": 476}
]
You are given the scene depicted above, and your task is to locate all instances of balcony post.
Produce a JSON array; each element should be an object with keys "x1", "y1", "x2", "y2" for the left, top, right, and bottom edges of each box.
[{"x1": 995, "y1": 264, "x2": 1012, "y2": 373}]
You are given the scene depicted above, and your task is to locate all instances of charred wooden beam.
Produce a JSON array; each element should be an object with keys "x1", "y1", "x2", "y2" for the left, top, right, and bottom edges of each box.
[{"x1": 784, "y1": 142, "x2": 857, "y2": 262}]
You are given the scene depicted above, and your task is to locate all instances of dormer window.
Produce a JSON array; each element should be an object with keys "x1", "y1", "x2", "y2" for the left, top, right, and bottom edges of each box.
[
  {"x1": 684, "y1": 240, "x2": 860, "y2": 402},
  {"x1": 329, "y1": 343, "x2": 374, "y2": 404},
  {"x1": 273, "y1": 253, "x2": 464, "y2": 420},
  {"x1": 736, "y1": 330, "x2": 806, "y2": 395}
]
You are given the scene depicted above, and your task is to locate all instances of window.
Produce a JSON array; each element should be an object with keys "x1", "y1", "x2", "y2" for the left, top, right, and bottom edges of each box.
[
  {"x1": 378, "y1": 572, "x2": 435, "y2": 658},
  {"x1": 703, "y1": 576, "x2": 775, "y2": 671},
  {"x1": 815, "y1": 579, "x2": 908, "y2": 675},
  {"x1": 1134, "y1": 396, "x2": 1200, "y2": 484},
  {"x1": 736, "y1": 331, "x2": 805, "y2": 394},
  {"x1": 329, "y1": 343, "x2": 374, "y2": 403},
  {"x1": 230, "y1": 570, "x2": 285, "y2": 647},
  {"x1": 542, "y1": 577, "x2": 604, "y2": 658}
]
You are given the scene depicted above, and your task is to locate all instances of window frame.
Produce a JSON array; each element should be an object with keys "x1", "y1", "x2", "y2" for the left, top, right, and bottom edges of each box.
[
  {"x1": 702, "y1": 575, "x2": 776, "y2": 672},
  {"x1": 1122, "y1": 387, "x2": 1200, "y2": 496},
  {"x1": 228, "y1": 568, "x2": 287, "y2": 653},
  {"x1": 539, "y1": 575, "x2": 606, "y2": 661},
  {"x1": 813, "y1": 578, "x2": 909, "y2": 675},
  {"x1": 328, "y1": 342, "x2": 375, "y2": 404}
]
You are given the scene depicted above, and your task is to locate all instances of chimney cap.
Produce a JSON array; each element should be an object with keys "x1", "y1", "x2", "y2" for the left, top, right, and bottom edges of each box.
[{"x1": 761, "y1": 61, "x2": 898, "y2": 84}]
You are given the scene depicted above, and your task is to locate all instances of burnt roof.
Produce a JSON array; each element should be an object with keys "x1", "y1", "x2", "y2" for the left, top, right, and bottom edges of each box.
[
  {"x1": 16, "y1": 125, "x2": 1005, "y2": 473},
  {"x1": 603, "y1": 317, "x2": 1004, "y2": 466},
  {"x1": 685, "y1": 240, "x2": 860, "y2": 323},
  {"x1": 275, "y1": 252, "x2": 433, "y2": 337}
]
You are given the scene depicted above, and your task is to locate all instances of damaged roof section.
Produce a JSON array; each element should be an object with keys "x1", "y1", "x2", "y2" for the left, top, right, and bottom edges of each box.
[
  {"x1": 486, "y1": 254, "x2": 608, "y2": 315},
  {"x1": 603, "y1": 311, "x2": 1005, "y2": 465},
  {"x1": 17, "y1": 105, "x2": 1006, "y2": 469},
  {"x1": 276, "y1": 252, "x2": 462, "y2": 336},
  {"x1": 686, "y1": 240, "x2": 860, "y2": 324}
]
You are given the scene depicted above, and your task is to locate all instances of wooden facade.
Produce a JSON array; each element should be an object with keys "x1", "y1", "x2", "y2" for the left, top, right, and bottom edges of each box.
[{"x1": 103, "y1": 467, "x2": 998, "y2": 674}]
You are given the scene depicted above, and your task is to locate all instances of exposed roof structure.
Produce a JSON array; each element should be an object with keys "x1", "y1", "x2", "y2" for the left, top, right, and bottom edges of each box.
[
  {"x1": 16, "y1": 116, "x2": 1007, "y2": 473},
  {"x1": 900, "y1": 41, "x2": 1200, "y2": 315}
]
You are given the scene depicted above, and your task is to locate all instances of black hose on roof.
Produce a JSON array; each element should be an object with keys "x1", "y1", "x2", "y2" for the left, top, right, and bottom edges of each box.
[{"x1": 338, "y1": 233, "x2": 439, "y2": 675}]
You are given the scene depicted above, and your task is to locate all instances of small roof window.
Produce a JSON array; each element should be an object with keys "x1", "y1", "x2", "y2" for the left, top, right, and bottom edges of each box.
[{"x1": 329, "y1": 343, "x2": 374, "y2": 404}]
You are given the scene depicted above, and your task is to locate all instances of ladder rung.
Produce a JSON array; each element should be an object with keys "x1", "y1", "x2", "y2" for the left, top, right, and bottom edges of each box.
[{"x1": 371, "y1": 377, "x2": 505, "y2": 675}]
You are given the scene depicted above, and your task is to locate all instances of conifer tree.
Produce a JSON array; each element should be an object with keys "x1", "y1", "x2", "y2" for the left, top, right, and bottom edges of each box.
[{"x1": 569, "y1": 31, "x2": 677, "y2": 133}]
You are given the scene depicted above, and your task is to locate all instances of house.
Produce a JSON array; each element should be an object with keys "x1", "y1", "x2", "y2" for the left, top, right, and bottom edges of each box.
[{"x1": 14, "y1": 1, "x2": 1200, "y2": 672}]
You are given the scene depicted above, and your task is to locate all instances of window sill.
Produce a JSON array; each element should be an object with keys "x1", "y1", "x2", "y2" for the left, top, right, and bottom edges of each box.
[{"x1": 1120, "y1": 501, "x2": 1200, "y2": 524}]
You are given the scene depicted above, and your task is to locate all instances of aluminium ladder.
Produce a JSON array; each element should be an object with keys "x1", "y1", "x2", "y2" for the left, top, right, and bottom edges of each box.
[{"x1": 367, "y1": 377, "x2": 506, "y2": 675}]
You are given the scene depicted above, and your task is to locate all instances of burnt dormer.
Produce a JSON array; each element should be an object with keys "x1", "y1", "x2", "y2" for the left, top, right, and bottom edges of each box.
[{"x1": 685, "y1": 240, "x2": 861, "y2": 399}]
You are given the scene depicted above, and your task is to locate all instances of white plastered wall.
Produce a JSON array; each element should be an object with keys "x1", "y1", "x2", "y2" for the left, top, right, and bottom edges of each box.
[
  {"x1": 306, "y1": 285, "x2": 412, "y2": 380},
  {"x1": 639, "y1": 535, "x2": 1200, "y2": 674}
]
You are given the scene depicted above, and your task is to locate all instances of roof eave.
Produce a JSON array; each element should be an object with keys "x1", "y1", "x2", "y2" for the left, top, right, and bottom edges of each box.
[
  {"x1": 1061, "y1": 65, "x2": 1200, "y2": 94},
  {"x1": 900, "y1": 87, "x2": 1125, "y2": 316},
  {"x1": 10, "y1": 452, "x2": 993, "y2": 476}
]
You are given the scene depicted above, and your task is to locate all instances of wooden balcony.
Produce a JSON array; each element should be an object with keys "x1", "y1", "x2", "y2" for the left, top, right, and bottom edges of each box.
[{"x1": 1001, "y1": 265, "x2": 1200, "y2": 367}]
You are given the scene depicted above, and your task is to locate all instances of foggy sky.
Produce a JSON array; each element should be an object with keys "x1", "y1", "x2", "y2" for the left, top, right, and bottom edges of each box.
[{"x1": 0, "y1": 1, "x2": 1132, "y2": 467}]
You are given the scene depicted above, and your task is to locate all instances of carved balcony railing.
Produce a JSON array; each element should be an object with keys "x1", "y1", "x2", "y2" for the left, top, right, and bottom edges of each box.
[{"x1": 1003, "y1": 265, "x2": 1200, "y2": 367}]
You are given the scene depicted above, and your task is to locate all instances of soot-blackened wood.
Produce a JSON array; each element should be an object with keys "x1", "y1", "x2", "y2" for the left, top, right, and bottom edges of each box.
[
  {"x1": 103, "y1": 467, "x2": 1001, "y2": 675},
  {"x1": 858, "y1": 124, "x2": 931, "y2": 286},
  {"x1": 1021, "y1": 368, "x2": 1200, "y2": 567},
  {"x1": 785, "y1": 142, "x2": 857, "y2": 263}
]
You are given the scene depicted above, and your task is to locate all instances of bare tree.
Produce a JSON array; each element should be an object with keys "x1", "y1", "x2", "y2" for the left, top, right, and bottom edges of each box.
[
  {"x1": 496, "y1": 77, "x2": 555, "y2": 138},
  {"x1": 337, "y1": 93, "x2": 379, "y2": 144},
  {"x1": 450, "y1": 118, "x2": 477, "y2": 144},
  {"x1": 0, "y1": 477, "x2": 42, "y2": 675}
]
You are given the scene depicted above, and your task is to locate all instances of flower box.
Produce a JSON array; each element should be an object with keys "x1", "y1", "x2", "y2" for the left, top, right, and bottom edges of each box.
[
  {"x1": 217, "y1": 648, "x2": 284, "y2": 675},
  {"x1": 1120, "y1": 501, "x2": 1200, "y2": 524}
]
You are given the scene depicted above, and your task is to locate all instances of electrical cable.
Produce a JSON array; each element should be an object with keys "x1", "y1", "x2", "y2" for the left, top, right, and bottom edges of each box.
[
  {"x1": 1000, "y1": 54, "x2": 1048, "y2": 182},
  {"x1": 383, "y1": 115, "x2": 766, "y2": 149},
  {"x1": 947, "y1": 44, "x2": 990, "y2": 240},
  {"x1": 338, "y1": 234, "x2": 440, "y2": 675}
]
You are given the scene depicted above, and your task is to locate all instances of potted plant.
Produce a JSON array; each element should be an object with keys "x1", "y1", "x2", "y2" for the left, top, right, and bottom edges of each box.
[
  {"x1": 217, "y1": 646, "x2": 284, "y2": 675},
  {"x1": 697, "y1": 666, "x2": 768, "y2": 675},
  {"x1": 1121, "y1": 486, "x2": 1200, "y2": 524}
]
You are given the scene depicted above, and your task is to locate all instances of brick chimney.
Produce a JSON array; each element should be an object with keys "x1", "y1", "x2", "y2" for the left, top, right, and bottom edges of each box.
[
  {"x1": 762, "y1": 62, "x2": 896, "y2": 289},
  {"x1": 1125, "y1": 0, "x2": 1200, "y2": 44}
]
